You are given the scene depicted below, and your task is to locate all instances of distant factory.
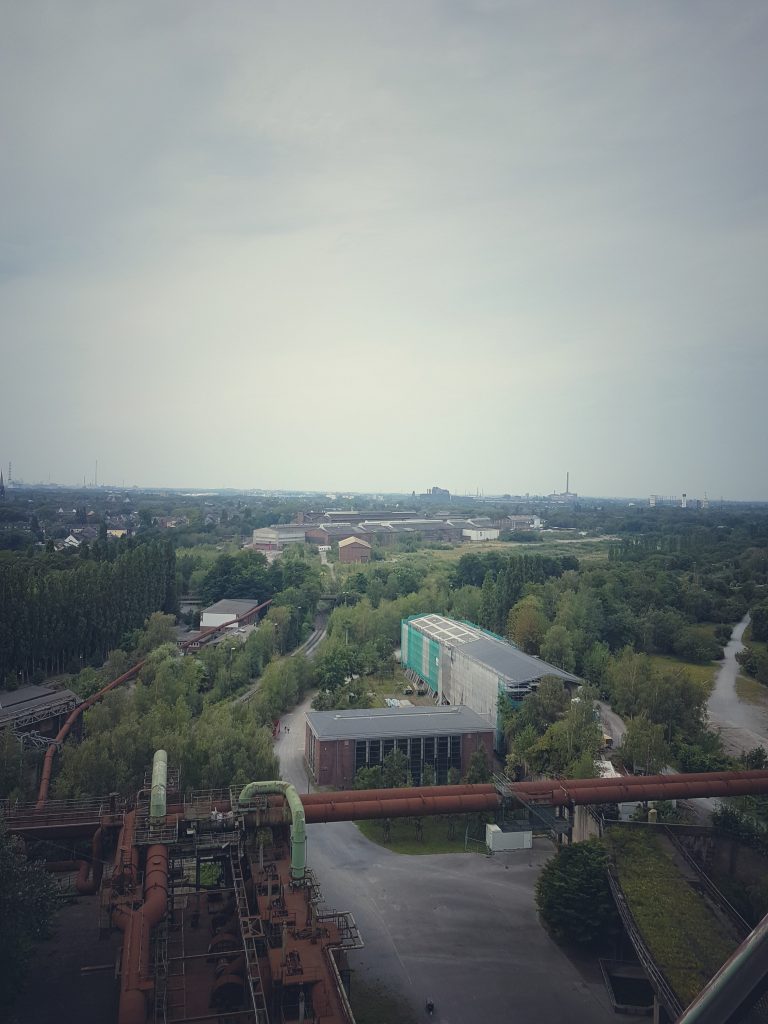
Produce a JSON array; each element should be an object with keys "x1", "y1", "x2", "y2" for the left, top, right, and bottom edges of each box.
[
  {"x1": 649, "y1": 493, "x2": 709, "y2": 509},
  {"x1": 251, "y1": 511, "x2": 542, "y2": 553}
]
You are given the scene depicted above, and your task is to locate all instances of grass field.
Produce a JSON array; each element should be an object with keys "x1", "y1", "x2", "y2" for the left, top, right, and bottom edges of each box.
[
  {"x1": 355, "y1": 815, "x2": 477, "y2": 855},
  {"x1": 647, "y1": 654, "x2": 717, "y2": 692},
  {"x1": 608, "y1": 829, "x2": 738, "y2": 1006},
  {"x1": 743, "y1": 624, "x2": 768, "y2": 660},
  {"x1": 420, "y1": 537, "x2": 615, "y2": 564},
  {"x1": 359, "y1": 668, "x2": 435, "y2": 708},
  {"x1": 735, "y1": 674, "x2": 768, "y2": 707}
]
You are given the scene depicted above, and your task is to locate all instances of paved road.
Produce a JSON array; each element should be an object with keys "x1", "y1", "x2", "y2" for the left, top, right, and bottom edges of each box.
[
  {"x1": 274, "y1": 697, "x2": 615, "y2": 1024},
  {"x1": 707, "y1": 614, "x2": 768, "y2": 755},
  {"x1": 597, "y1": 700, "x2": 626, "y2": 748}
]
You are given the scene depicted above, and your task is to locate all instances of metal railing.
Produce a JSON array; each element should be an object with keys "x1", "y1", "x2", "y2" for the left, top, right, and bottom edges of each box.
[
  {"x1": 663, "y1": 827, "x2": 751, "y2": 938},
  {"x1": 2, "y1": 794, "x2": 125, "y2": 829},
  {"x1": 316, "y1": 910, "x2": 363, "y2": 950}
]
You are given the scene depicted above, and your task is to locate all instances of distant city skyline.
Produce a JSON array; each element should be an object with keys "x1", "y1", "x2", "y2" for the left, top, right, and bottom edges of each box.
[
  {"x1": 0, "y1": 462, "x2": 755, "y2": 504},
  {"x1": 2, "y1": 3, "x2": 767, "y2": 500}
]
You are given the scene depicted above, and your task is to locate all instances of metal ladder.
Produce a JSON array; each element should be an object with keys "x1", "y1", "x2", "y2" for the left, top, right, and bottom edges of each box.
[{"x1": 229, "y1": 847, "x2": 270, "y2": 1024}]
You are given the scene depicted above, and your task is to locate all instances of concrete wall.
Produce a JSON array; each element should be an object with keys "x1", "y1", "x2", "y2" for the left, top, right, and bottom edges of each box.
[
  {"x1": 201, "y1": 612, "x2": 237, "y2": 628},
  {"x1": 444, "y1": 647, "x2": 499, "y2": 736},
  {"x1": 571, "y1": 804, "x2": 602, "y2": 843}
]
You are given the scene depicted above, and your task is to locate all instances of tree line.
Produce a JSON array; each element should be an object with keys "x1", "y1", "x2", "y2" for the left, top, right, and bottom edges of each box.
[{"x1": 0, "y1": 540, "x2": 176, "y2": 683}]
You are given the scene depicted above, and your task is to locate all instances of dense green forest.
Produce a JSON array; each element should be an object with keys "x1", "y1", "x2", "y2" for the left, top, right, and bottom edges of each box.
[
  {"x1": 311, "y1": 515, "x2": 768, "y2": 776},
  {"x1": 3, "y1": 504, "x2": 768, "y2": 801},
  {"x1": 0, "y1": 540, "x2": 176, "y2": 682},
  {"x1": 0, "y1": 545, "x2": 325, "y2": 802}
]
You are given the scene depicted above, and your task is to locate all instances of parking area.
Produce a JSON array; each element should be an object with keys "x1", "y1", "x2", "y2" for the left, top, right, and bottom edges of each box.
[{"x1": 277, "y1": 696, "x2": 616, "y2": 1024}]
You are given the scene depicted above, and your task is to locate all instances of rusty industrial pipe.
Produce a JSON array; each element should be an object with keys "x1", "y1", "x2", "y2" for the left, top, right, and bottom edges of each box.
[
  {"x1": 300, "y1": 784, "x2": 497, "y2": 805},
  {"x1": 35, "y1": 600, "x2": 273, "y2": 808},
  {"x1": 113, "y1": 843, "x2": 169, "y2": 1024},
  {"x1": 36, "y1": 665, "x2": 144, "y2": 808},
  {"x1": 514, "y1": 769, "x2": 768, "y2": 794},
  {"x1": 304, "y1": 792, "x2": 500, "y2": 822},
  {"x1": 75, "y1": 827, "x2": 104, "y2": 894},
  {"x1": 547, "y1": 777, "x2": 768, "y2": 807}
]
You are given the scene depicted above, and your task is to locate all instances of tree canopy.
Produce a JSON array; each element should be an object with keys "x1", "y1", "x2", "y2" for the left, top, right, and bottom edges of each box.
[
  {"x1": 0, "y1": 817, "x2": 60, "y2": 1007},
  {"x1": 535, "y1": 839, "x2": 618, "y2": 946}
]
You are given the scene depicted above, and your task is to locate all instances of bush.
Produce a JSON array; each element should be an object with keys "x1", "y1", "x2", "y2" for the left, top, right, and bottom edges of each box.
[{"x1": 535, "y1": 839, "x2": 618, "y2": 946}]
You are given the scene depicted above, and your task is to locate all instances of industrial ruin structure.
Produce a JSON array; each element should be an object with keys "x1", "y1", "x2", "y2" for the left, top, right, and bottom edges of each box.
[{"x1": 7, "y1": 759, "x2": 768, "y2": 1023}]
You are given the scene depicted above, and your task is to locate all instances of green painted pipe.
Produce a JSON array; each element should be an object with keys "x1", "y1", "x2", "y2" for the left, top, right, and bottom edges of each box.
[
  {"x1": 149, "y1": 749, "x2": 168, "y2": 821},
  {"x1": 238, "y1": 781, "x2": 306, "y2": 880}
]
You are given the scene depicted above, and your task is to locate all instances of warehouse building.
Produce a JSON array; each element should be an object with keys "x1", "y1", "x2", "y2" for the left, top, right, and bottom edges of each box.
[
  {"x1": 251, "y1": 524, "x2": 308, "y2": 551},
  {"x1": 401, "y1": 614, "x2": 579, "y2": 749},
  {"x1": 338, "y1": 537, "x2": 372, "y2": 563},
  {"x1": 304, "y1": 705, "x2": 493, "y2": 788},
  {"x1": 200, "y1": 598, "x2": 264, "y2": 628}
]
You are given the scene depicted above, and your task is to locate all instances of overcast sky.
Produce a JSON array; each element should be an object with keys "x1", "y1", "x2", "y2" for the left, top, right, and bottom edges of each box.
[{"x1": 2, "y1": 2, "x2": 767, "y2": 499}]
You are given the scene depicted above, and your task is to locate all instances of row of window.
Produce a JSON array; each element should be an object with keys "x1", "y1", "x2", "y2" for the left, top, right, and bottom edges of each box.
[{"x1": 355, "y1": 734, "x2": 462, "y2": 785}]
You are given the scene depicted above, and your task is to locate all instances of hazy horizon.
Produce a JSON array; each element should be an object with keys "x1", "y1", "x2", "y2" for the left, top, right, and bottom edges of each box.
[{"x1": 2, "y1": 3, "x2": 767, "y2": 498}]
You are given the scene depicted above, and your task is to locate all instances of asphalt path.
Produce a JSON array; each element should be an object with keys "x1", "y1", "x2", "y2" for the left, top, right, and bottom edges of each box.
[
  {"x1": 597, "y1": 700, "x2": 627, "y2": 748},
  {"x1": 707, "y1": 614, "x2": 768, "y2": 755},
  {"x1": 274, "y1": 695, "x2": 614, "y2": 1024}
]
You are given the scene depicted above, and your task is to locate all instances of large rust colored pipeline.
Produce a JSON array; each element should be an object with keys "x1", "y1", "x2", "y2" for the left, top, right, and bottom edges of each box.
[
  {"x1": 300, "y1": 784, "x2": 497, "y2": 805},
  {"x1": 113, "y1": 810, "x2": 139, "y2": 892},
  {"x1": 36, "y1": 664, "x2": 145, "y2": 808},
  {"x1": 35, "y1": 600, "x2": 272, "y2": 808},
  {"x1": 550, "y1": 777, "x2": 768, "y2": 807},
  {"x1": 75, "y1": 827, "x2": 104, "y2": 894},
  {"x1": 302, "y1": 771, "x2": 768, "y2": 822},
  {"x1": 514, "y1": 769, "x2": 768, "y2": 795},
  {"x1": 76, "y1": 827, "x2": 105, "y2": 892},
  {"x1": 113, "y1": 843, "x2": 169, "y2": 1024},
  {"x1": 304, "y1": 792, "x2": 500, "y2": 823}
]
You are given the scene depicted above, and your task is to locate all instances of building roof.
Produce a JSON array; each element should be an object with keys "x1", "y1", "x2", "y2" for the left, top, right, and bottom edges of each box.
[
  {"x1": 201, "y1": 598, "x2": 263, "y2": 616},
  {"x1": 307, "y1": 704, "x2": 492, "y2": 741},
  {"x1": 0, "y1": 684, "x2": 81, "y2": 728},
  {"x1": 406, "y1": 613, "x2": 580, "y2": 686},
  {"x1": 338, "y1": 536, "x2": 371, "y2": 549}
]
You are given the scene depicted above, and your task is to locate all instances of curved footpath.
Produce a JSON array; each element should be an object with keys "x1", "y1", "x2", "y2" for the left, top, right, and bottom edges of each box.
[{"x1": 708, "y1": 614, "x2": 768, "y2": 755}]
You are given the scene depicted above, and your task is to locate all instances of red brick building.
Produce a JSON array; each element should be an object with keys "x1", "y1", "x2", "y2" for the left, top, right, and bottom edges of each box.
[
  {"x1": 338, "y1": 537, "x2": 372, "y2": 563},
  {"x1": 304, "y1": 705, "x2": 494, "y2": 788}
]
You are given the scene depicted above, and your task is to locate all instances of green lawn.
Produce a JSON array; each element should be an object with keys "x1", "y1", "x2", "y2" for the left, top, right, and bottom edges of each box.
[
  {"x1": 743, "y1": 624, "x2": 768, "y2": 660},
  {"x1": 647, "y1": 654, "x2": 717, "y2": 692},
  {"x1": 608, "y1": 829, "x2": 738, "y2": 1006},
  {"x1": 355, "y1": 815, "x2": 477, "y2": 855},
  {"x1": 423, "y1": 537, "x2": 614, "y2": 564},
  {"x1": 735, "y1": 674, "x2": 768, "y2": 707},
  {"x1": 361, "y1": 668, "x2": 435, "y2": 708}
]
